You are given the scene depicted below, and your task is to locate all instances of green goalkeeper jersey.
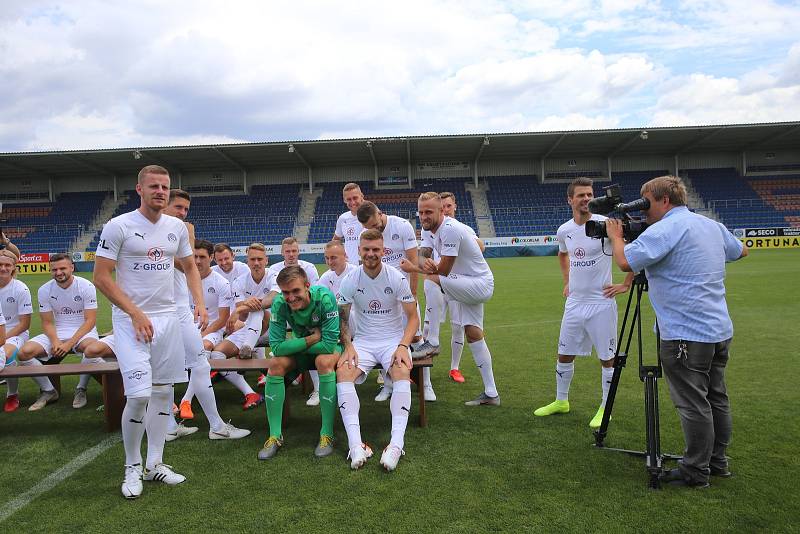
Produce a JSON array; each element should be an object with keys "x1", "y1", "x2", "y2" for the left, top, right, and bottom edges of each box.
[{"x1": 268, "y1": 285, "x2": 340, "y2": 357}]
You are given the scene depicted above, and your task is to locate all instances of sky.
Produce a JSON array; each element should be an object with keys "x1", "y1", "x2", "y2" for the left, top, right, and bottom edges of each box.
[{"x1": 1, "y1": 0, "x2": 799, "y2": 152}]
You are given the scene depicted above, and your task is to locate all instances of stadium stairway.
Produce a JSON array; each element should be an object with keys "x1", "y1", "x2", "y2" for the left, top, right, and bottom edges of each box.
[
  {"x1": 71, "y1": 193, "x2": 126, "y2": 252},
  {"x1": 466, "y1": 181, "x2": 495, "y2": 238},
  {"x1": 679, "y1": 174, "x2": 720, "y2": 221},
  {"x1": 293, "y1": 187, "x2": 322, "y2": 244}
]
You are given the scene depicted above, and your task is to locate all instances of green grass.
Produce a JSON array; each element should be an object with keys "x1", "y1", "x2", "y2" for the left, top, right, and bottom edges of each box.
[{"x1": 1, "y1": 251, "x2": 799, "y2": 532}]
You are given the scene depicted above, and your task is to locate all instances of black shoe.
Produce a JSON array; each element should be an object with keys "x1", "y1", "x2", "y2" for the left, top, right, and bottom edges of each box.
[
  {"x1": 710, "y1": 465, "x2": 733, "y2": 478},
  {"x1": 660, "y1": 468, "x2": 710, "y2": 488}
]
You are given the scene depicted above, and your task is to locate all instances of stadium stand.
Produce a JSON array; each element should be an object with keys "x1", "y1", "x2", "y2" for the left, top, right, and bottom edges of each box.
[
  {"x1": 6, "y1": 191, "x2": 108, "y2": 253},
  {"x1": 307, "y1": 178, "x2": 477, "y2": 243}
]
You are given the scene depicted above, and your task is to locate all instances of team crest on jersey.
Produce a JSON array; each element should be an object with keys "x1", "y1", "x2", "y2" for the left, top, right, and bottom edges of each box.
[
  {"x1": 392, "y1": 233, "x2": 399, "y2": 240},
  {"x1": 384, "y1": 287, "x2": 393, "y2": 294},
  {"x1": 208, "y1": 287, "x2": 216, "y2": 293},
  {"x1": 6, "y1": 297, "x2": 14, "y2": 303},
  {"x1": 575, "y1": 247, "x2": 586, "y2": 259},
  {"x1": 74, "y1": 295, "x2": 82, "y2": 301},
  {"x1": 168, "y1": 233, "x2": 177, "y2": 242},
  {"x1": 369, "y1": 300, "x2": 381, "y2": 311},
  {"x1": 312, "y1": 313, "x2": 319, "y2": 322},
  {"x1": 147, "y1": 247, "x2": 167, "y2": 262}
]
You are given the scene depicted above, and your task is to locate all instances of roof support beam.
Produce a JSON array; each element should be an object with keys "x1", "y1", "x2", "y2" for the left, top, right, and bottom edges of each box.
[
  {"x1": 474, "y1": 137, "x2": 489, "y2": 188},
  {"x1": 540, "y1": 134, "x2": 566, "y2": 182},
  {"x1": 676, "y1": 127, "x2": 725, "y2": 153},
  {"x1": 214, "y1": 147, "x2": 248, "y2": 193},
  {"x1": 406, "y1": 139, "x2": 412, "y2": 188},
  {"x1": 0, "y1": 158, "x2": 51, "y2": 180},
  {"x1": 743, "y1": 124, "x2": 800, "y2": 150},
  {"x1": 289, "y1": 144, "x2": 313, "y2": 193},
  {"x1": 137, "y1": 150, "x2": 181, "y2": 176},
  {"x1": 366, "y1": 140, "x2": 378, "y2": 188},
  {"x1": 607, "y1": 132, "x2": 644, "y2": 158}
]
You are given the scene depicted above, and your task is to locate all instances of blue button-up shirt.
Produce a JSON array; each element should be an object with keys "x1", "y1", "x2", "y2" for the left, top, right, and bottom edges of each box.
[{"x1": 624, "y1": 206, "x2": 744, "y2": 342}]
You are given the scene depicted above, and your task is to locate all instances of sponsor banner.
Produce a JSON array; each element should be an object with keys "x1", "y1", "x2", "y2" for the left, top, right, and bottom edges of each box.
[
  {"x1": 232, "y1": 243, "x2": 326, "y2": 258},
  {"x1": 743, "y1": 227, "x2": 800, "y2": 237},
  {"x1": 416, "y1": 161, "x2": 470, "y2": 172},
  {"x1": 480, "y1": 236, "x2": 558, "y2": 248},
  {"x1": 740, "y1": 236, "x2": 800, "y2": 249},
  {"x1": 19, "y1": 253, "x2": 49, "y2": 263},
  {"x1": 378, "y1": 175, "x2": 408, "y2": 186},
  {"x1": 17, "y1": 262, "x2": 50, "y2": 274},
  {"x1": 71, "y1": 251, "x2": 96, "y2": 262}
]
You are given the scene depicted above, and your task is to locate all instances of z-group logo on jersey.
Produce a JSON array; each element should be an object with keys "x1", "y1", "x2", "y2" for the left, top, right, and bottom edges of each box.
[
  {"x1": 131, "y1": 247, "x2": 171, "y2": 271},
  {"x1": 365, "y1": 299, "x2": 391, "y2": 315},
  {"x1": 574, "y1": 247, "x2": 586, "y2": 259},
  {"x1": 382, "y1": 248, "x2": 404, "y2": 264},
  {"x1": 148, "y1": 247, "x2": 167, "y2": 262},
  {"x1": 60, "y1": 306, "x2": 81, "y2": 315}
]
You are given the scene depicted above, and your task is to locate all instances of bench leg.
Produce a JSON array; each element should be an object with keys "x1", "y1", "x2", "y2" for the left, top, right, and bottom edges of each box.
[
  {"x1": 43, "y1": 357, "x2": 65, "y2": 395},
  {"x1": 103, "y1": 372, "x2": 125, "y2": 432},
  {"x1": 412, "y1": 367, "x2": 427, "y2": 428}
]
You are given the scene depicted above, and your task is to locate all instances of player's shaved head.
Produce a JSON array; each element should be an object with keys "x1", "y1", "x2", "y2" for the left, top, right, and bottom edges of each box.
[{"x1": 138, "y1": 165, "x2": 169, "y2": 184}]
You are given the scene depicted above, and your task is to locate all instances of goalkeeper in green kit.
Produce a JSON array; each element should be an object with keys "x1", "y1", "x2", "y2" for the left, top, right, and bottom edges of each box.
[{"x1": 257, "y1": 265, "x2": 342, "y2": 460}]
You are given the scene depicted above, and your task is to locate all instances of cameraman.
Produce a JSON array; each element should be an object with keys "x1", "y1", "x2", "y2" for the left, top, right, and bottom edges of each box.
[{"x1": 606, "y1": 175, "x2": 747, "y2": 488}]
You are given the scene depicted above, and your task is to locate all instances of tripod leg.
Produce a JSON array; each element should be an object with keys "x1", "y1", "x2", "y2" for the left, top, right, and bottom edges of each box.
[{"x1": 594, "y1": 354, "x2": 626, "y2": 447}]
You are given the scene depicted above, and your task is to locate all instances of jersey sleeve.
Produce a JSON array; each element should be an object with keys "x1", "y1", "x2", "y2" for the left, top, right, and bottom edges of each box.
[
  {"x1": 337, "y1": 272, "x2": 356, "y2": 306},
  {"x1": 420, "y1": 230, "x2": 433, "y2": 249},
  {"x1": 218, "y1": 280, "x2": 234, "y2": 311},
  {"x1": 396, "y1": 272, "x2": 416, "y2": 305},
  {"x1": 38, "y1": 284, "x2": 52, "y2": 313},
  {"x1": 82, "y1": 280, "x2": 99, "y2": 311},
  {"x1": 0, "y1": 311, "x2": 5, "y2": 326},
  {"x1": 305, "y1": 263, "x2": 320, "y2": 285},
  {"x1": 438, "y1": 224, "x2": 461, "y2": 257},
  {"x1": 17, "y1": 284, "x2": 33, "y2": 317},
  {"x1": 95, "y1": 219, "x2": 124, "y2": 261},
  {"x1": 231, "y1": 276, "x2": 245, "y2": 304},
  {"x1": 334, "y1": 214, "x2": 344, "y2": 238},
  {"x1": 306, "y1": 288, "x2": 340, "y2": 355},
  {"x1": 401, "y1": 220, "x2": 417, "y2": 251},
  {"x1": 557, "y1": 226, "x2": 568, "y2": 254},
  {"x1": 268, "y1": 298, "x2": 300, "y2": 356},
  {"x1": 176, "y1": 222, "x2": 193, "y2": 259}
]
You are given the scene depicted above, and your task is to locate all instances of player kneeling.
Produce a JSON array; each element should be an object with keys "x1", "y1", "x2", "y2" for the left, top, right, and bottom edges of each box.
[
  {"x1": 257, "y1": 266, "x2": 340, "y2": 460},
  {"x1": 336, "y1": 230, "x2": 418, "y2": 471}
]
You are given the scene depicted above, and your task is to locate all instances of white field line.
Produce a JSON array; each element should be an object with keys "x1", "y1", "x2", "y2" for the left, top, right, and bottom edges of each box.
[{"x1": 0, "y1": 433, "x2": 121, "y2": 523}]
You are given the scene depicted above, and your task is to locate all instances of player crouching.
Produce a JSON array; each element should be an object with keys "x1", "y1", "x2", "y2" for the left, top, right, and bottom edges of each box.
[
  {"x1": 257, "y1": 266, "x2": 340, "y2": 460},
  {"x1": 336, "y1": 229, "x2": 419, "y2": 471}
]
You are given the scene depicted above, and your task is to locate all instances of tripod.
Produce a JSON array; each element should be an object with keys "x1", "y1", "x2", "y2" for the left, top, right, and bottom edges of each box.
[{"x1": 593, "y1": 271, "x2": 680, "y2": 489}]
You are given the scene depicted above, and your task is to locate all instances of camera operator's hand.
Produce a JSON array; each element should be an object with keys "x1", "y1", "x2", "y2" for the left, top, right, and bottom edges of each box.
[{"x1": 605, "y1": 218, "x2": 624, "y2": 242}]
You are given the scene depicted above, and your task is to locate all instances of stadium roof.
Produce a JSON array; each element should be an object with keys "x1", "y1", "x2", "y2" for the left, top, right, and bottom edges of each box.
[{"x1": 1, "y1": 121, "x2": 798, "y2": 180}]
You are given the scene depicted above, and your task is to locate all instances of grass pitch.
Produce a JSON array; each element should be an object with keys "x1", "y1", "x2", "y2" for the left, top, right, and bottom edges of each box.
[{"x1": 1, "y1": 251, "x2": 798, "y2": 532}]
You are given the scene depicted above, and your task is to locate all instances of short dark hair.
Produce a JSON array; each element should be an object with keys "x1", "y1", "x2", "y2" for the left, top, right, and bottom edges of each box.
[
  {"x1": 567, "y1": 177, "x2": 594, "y2": 198},
  {"x1": 169, "y1": 188, "x2": 191, "y2": 203},
  {"x1": 276, "y1": 265, "x2": 308, "y2": 287},
  {"x1": 213, "y1": 243, "x2": 233, "y2": 254},
  {"x1": 356, "y1": 201, "x2": 379, "y2": 224},
  {"x1": 49, "y1": 253, "x2": 73, "y2": 264},
  {"x1": 194, "y1": 239, "x2": 214, "y2": 256}
]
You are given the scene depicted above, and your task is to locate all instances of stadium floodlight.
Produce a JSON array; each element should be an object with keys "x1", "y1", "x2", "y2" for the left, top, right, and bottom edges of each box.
[
  {"x1": 133, "y1": 150, "x2": 142, "y2": 159},
  {"x1": 640, "y1": 131, "x2": 649, "y2": 140},
  {"x1": 483, "y1": 136, "x2": 490, "y2": 146},
  {"x1": 288, "y1": 144, "x2": 295, "y2": 153}
]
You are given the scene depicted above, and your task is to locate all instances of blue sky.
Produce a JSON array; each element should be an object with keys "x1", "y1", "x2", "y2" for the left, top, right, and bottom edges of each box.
[{"x1": 0, "y1": 0, "x2": 798, "y2": 151}]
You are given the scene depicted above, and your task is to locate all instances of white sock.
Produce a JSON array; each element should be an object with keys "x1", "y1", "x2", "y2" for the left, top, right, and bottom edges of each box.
[
  {"x1": 469, "y1": 339, "x2": 498, "y2": 397},
  {"x1": 18, "y1": 358, "x2": 55, "y2": 392},
  {"x1": 145, "y1": 384, "x2": 173, "y2": 470},
  {"x1": 601, "y1": 366, "x2": 614, "y2": 407},
  {"x1": 242, "y1": 311, "x2": 264, "y2": 347},
  {"x1": 210, "y1": 350, "x2": 255, "y2": 396},
  {"x1": 382, "y1": 370, "x2": 393, "y2": 390},
  {"x1": 77, "y1": 356, "x2": 104, "y2": 390},
  {"x1": 168, "y1": 412, "x2": 179, "y2": 433},
  {"x1": 422, "y1": 367, "x2": 432, "y2": 388},
  {"x1": 451, "y1": 327, "x2": 465, "y2": 370},
  {"x1": 556, "y1": 362, "x2": 575, "y2": 401},
  {"x1": 191, "y1": 357, "x2": 225, "y2": 431},
  {"x1": 122, "y1": 395, "x2": 148, "y2": 466},
  {"x1": 389, "y1": 380, "x2": 411, "y2": 450},
  {"x1": 336, "y1": 381, "x2": 362, "y2": 449},
  {"x1": 310, "y1": 370, "x2": 320, "y2": 393},
  {"x1": 0, "y1": 349, "x2": 6, "y2": 371}
]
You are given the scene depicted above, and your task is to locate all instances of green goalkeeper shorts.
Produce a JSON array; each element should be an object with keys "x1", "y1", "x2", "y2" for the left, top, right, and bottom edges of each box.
[{"x1": 284, "y1": 344, "x2": 343, "y2": 383}]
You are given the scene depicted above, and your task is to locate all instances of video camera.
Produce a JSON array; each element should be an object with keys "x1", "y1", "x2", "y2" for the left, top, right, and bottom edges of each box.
[{"x1": 585, "y1": 184, "x2": 649, "y2": 241}]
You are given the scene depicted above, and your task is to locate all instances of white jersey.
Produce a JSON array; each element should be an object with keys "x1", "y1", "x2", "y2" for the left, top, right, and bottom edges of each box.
[
  {"x1": 193, "y1": 271, "x2": 233, "y2": 324},
  {"x1": 96, "y1": 210, "x2": 192, "y2": 318},
  {"x1": 212, "y1": 261, "x2": 250, "y2": 285},
  {"x1": 431, "y1": 216, "x2": 492, "y2": 279},
  {"x1": 557, "y1": 214, "x2": 613, "y2": 304},
  {"x1": 0, "y1": 279, "x2": 32, "y2": 331},
  {"x1": 267, "y1": 260, "x2": 319, "y2": 291},
  {"x1": 338, "y1": 264, "x2": 415, "y2": 343},
  {"x1": 38, "y1": 277, "x2": 98, "y2": 338},
  {"x1": 317, "y1": 263, "x2": 357, "y2": 301},
  {"x1": 232, "y1": 271, "x2": 272, "y2": 305},
  {"x1": 422, "y1": 218, "x2": 475, "y2": 262},
  {"x1": 371, "y1": 215, "x2": 417, "y2": 269},
  {"x1": 334, "y1": 211, "x2": 363, "y2": 265}
]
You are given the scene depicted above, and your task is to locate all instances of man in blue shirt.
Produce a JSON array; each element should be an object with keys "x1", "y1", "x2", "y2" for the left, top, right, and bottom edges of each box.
[{"x1": 606, "y1": 175, "x2": 747, "y2": 488}]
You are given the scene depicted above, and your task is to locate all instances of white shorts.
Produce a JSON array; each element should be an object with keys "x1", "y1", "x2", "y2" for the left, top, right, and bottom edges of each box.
[
  {"x1": 178, "y1": 308, "x2": 206, "y2": 370},
  {"x1": 423, "y1": 278, "x2": 446, "y2": 325},
  {"x1": 203, "y1": 330, "x2": 224, "y2": 347},
  {"x1": 29, "y1": 329, "x2": 100, "y2": 361},
  {"x1": 558, "y1": 300, "x2": 618, "y2": 360},
  {"x1": 353, "y1": 338, "x2": 402, "y2": 385},
  {"x1": 440, "y1": 274, "x2": 493, "y2": 329},
  {"x1": 225, "y1": 310, "x2": 264, "y2": 350},
  {"x1": 5, "y1": 333, "x2": 30, "y2": 351},
  {"x1": 112, "y1": 314, "x2": 187, "y2": 396},
  {"x1": 98, "y1": 334, "x2": 115, "y2": 352}
]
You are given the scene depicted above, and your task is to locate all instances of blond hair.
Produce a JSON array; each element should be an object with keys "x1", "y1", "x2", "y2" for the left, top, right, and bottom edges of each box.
[
  {"x1": 641, "y1": 175, "x2": 687, "y2": 206},
  {"x1": 246, "y1": 242, "x2": 267, "y2": 254},
  {"x1": 137, "y1": 165, "x2": 169, "y2": 184},
  {"x1": 418, "y1": 191, "x2": 440, "y2": 202}
]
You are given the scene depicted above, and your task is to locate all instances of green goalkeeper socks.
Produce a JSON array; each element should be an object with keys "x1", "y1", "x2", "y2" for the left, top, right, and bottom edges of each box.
[
  {"x1": 318, "y1": 371, "x2": 337, "y2": 437},
  {"x1": 265, "y1": 375, "x2": 286, "y2": 439}
]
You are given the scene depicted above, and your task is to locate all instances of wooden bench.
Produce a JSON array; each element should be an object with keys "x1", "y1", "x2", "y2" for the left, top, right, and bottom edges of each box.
[
  {"x1": 0, "y1": 362, "x2": 125, "y2": 432},
  {"x1": 209, "y1": 357, "x2": 434, "y2": 427}
]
